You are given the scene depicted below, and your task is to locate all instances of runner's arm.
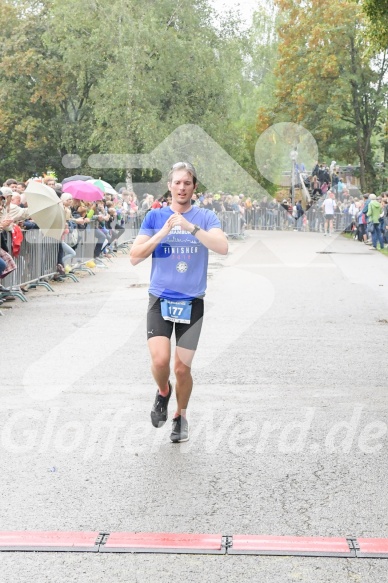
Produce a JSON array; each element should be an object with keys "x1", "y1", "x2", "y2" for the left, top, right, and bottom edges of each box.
[
  {"x1": 130, "y1": 232, "x2": 166, "y2": 265},
  {"x1": 171, "y1": 214, "x2": 228, "y2": 255},
  {"x1": 194, "y1": 227, "x2": 228, "y2": 255}
]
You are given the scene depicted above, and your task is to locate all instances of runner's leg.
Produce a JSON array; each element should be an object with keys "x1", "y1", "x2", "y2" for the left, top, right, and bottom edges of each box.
[
  {"x1": 148, "y1": 336, "x2": 171, "y2": 396},
  {"x1": 174, "y1": 346, "x2": 196, "y2": 416}
]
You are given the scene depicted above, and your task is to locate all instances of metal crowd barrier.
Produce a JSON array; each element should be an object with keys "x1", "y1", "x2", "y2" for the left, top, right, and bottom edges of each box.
[
  {"x1": 243, "y1": 208, "x2": 353, "y2": 233},
  {"x1": 0, "y1": 209, "x2": 357, "y2": 291},
  {"x1": 2, "y1": 230, "x2": 58, "y2": 290},
  {"x1": 245, "y1": 209, "x2": 289, "y2": 230},
  {"x1": 216, "y1": 211, "x2": 244, "y2": 237},
  {"x1": 116, "y1": 211, "x2": 147, "y2": 245},
  {"x1": 72, "y1": 223, "x2": 99, "y2": 263},
  {"x1": 305, "y1": 209, "x2": 353, "y2": 233}
]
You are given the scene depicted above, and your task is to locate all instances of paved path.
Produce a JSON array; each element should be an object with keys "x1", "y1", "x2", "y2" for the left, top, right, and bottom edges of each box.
[{"x1": 1, "y1": 231, "x2": 388, "y2": 582}]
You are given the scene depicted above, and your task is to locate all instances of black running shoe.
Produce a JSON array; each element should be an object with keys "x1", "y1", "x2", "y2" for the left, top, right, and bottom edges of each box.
[
  {"x1": 151, "y1": 381, "x2": 172, "y2": 428},
  {"x1": 170, "y1": 415, "x2": 189, "y2": 443}
]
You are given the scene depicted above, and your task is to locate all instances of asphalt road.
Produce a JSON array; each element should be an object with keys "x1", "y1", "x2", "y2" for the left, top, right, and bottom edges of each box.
[{"x1": 1, "y1": 230, "x2": 388, "y2": 582}]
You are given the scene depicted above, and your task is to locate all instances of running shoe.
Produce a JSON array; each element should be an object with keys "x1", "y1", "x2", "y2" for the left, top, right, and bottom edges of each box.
[
  {"x1": 151, "y1": 381, "x2": 172, "y2": 428},
  {"x1": 170, "y1": 415, "x2": 189, "y2": 443}
]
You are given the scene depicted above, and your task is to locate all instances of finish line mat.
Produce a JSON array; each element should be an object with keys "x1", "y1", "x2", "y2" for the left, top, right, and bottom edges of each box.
[{"x1": 1, "y1": 532, "x2": 388, "y2": 558}]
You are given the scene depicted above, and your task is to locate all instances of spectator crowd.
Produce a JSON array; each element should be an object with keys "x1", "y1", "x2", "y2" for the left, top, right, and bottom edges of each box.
[{"x1": 1, "y1": 164, "x2": 387, "y2": 305}]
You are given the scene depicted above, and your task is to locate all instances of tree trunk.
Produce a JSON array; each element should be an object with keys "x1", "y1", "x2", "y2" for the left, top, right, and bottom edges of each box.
[
  {"x1": 349, "y1": 36, "x2": 368, "y2": 192},
  {"x1": 126, "y1": 169, "x2": 133, "y2": 191}
]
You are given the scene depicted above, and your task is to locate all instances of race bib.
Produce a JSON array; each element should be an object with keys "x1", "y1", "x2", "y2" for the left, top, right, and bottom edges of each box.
[{"x1": 161, "y1": 299, "x2": 192, "y2": 324}]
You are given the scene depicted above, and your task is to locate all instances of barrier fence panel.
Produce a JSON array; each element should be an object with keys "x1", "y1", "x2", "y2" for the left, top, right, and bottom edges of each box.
[
  {"x1": 305, "y1": 210, "x2": 353, "y2": 233},
  {"x1": 2, "y1": 230, "x2": 58, "y2": 288},
  {"x1": 40, "y1": 234, "x2": 60, "y2": 278},
  {"x1": 116, "y1": 211, "x2": 147, "y2": 245},
  {"x1": 73, "y1": 224, "x2": 99, "y2": 263},
  {"x1": 0, "y1": 209, "x2": 366, "y2": 289},
  {"x1": 217, "y1": 211, "x2": 244, "y2": 237},
  {"x1": 248, "y1": 209, "x2": 293, "y2": 231}
]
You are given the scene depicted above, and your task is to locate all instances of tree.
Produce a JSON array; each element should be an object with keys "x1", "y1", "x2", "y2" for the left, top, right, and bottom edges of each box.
[
  {"x1": 363, "y1": 0, "x2": 388, "y2": 50},
  {"x1": 0, "y1": 0, "x2": 278, "y2": 191},
  {"x1": 0, "y1": 1, "x2": 57, "y2": 178},
  {"x1": 258, "y1": 0, "x2": 388, "y2": 191},
  {"x1": 0, "y1": 0, "x2": 108, "y2": 179}
]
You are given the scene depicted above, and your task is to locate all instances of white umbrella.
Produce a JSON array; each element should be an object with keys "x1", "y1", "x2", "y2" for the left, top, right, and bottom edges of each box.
[{"x1": 24, "y1": 182, "x2": 65, "y2": 241}]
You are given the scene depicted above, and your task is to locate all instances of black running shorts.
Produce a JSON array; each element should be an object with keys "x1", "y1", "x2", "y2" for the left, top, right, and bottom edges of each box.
[
  {"x1": 325, "y1": 214, "x2": 334, "y2": 220},
  {"x1": 147, "y1": 294, "x2": 204, "y2": 351}
]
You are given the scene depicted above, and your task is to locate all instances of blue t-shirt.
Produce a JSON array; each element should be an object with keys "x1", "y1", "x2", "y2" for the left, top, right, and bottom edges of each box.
[{"x1": 139, "y1": 206, "x2": 221, "y2": 300}]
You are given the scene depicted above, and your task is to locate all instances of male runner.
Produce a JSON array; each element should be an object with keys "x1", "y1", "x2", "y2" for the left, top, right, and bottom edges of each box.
[
  {"x1": 130, "y1": 162, "x2": 228, "y2": 442},
  {"x1": 323, "y1": 192, "x2": 336, "y2": 236}
]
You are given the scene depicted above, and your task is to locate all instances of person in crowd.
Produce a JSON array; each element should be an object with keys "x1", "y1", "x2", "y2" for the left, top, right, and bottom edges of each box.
[
  {"x1": 128, "y1": 191, "x2": 139, "y2": 208},
  {"x1": 121, "y1": 191, "x2": 130, "y2": 213},
  {"x1": 317, "y1": 164, "x2": 325, "y2": 185},
  {"x1": 348, "y1": 198, "x2": 358, "y2": 221},
  {"x1": 191, "y1": 193, "x2": 201, "y2": 207},
  {"x1": 3, "y1": 179, "x2": 18, "y2": 191},
  {"x1": 233, "y1": 194, "x2": 246, "y2": 231},
  {"x1": 383, "y1": 199, "x2": 388, "y2": 244},
  {"x1": 331, "y1": 172, "x2": 339, "y2": 196},
  {"x1": 44, "y1": 177, "x2": 56, "y2": 189},
  {"x1": 311, "y1": 175, "x2": 322, "y2": 201},
  {"x1": 323, "y1": 192, "x2": 336, "y2": 236},
  {"x1": 322, "y1": 165, "x2": 331, "y2": 185},
  {"x1": 152, "y1": 197, "x2": 163, "y2": 209},
  {"x1": 58, "y1": 193, "x2": 77, "y2": 273},
  {"x1": 345, "y1": 164, "x2": 353, "y2": 187},
  {"x1": 105, "y1": 206, "x2": 124, "y2": 249},
  {"x1": 141, "y1": 194, "x2": 154, "y2": 211},
  {"x1": 201, "y1": 194, "x2": 214, "y2": 211},
  {"x1": 4, "y1": 191, "x2": 31, "y2": 224},
  {"x1": 244, "y1": 197, "x2": 252, "y2": 228},
  {"x1": 223, "y1": 194, "x2": 234, "y2": 212},
  {"x1": 361, "y1": 193, "x2": 372, "y2": 245},
  {"x1": 128, "y1": 192, "x2": 139, "y2": 214},
  {"x1": 367, "y1": 193, "x2": 384, "y2": 250},
  {"x1": 16, "y1": 182, "x2": 26, "y2": 195},
  {"x1": 355, "y1": 195, "x2": 369, "y2": 244},
  {"x1": 295, "y1": 200, "x2": 304, "y2": 231},
  {"x1": 0, "y1": 204, "x2": 17, "y2": 298},
  {"x1": 337, "y1": 178, "x2": 344, "y2": 200},
  {"x1": 114, "y1": 200, "x2": 126, "y2": 227},
  {"x1": 212, "y1": 194, "x2": 224, "y2": 214}
]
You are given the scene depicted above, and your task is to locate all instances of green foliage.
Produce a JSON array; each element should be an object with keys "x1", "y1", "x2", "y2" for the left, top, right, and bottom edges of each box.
[
  {"x1": 262, "y1": 0, "x2": 388, "y2": 192},
  {"x1": 0, "y1": 0, "x2": 279, "y2": 190},
  {"x1": 363, "y1": 0, "x2": 388, "y2": 50}
]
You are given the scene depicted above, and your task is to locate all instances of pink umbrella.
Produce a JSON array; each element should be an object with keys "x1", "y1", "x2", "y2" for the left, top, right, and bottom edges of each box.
[{"x1": 62, "y1": 180, "x2": 104, "y2": 202}]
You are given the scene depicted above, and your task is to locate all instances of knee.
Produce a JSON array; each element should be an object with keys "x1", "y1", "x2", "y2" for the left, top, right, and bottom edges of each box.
[
  {"x1": 174, "y1": 362, "x2": 191, "y2": 381},
  {"x1": 152, "y1": 354, "x2": 170, "y2": 371}
]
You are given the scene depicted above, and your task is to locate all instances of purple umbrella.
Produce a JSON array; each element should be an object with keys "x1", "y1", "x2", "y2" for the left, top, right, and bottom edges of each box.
[{"x1": 62, "y1": 180, "x2": 104, "y2": 202}]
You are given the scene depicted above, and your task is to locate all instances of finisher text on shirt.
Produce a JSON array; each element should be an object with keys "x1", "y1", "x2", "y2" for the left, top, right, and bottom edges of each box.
[{"x1": 164, "y1": 247, "x2": 199, "y2": 255}]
